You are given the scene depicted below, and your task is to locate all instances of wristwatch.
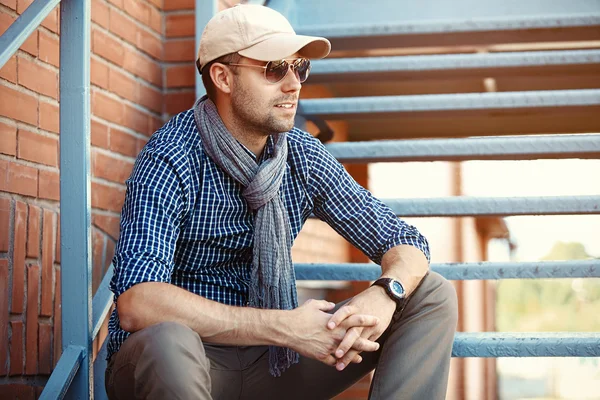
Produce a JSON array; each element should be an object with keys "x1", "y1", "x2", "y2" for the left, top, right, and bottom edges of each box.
[{"x1": 371, "y1": 278, "x2": 406, "y2": 308}]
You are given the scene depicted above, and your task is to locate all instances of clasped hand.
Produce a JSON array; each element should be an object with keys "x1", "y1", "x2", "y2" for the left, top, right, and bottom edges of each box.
[{"x1": 289, "y1": 287, "x2": 396, "y2": 371}]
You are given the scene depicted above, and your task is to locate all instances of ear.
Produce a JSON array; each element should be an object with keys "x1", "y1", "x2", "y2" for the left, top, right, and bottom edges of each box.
[{"x1": 210, "y1": 63, "x2": 233, "y2": 95}]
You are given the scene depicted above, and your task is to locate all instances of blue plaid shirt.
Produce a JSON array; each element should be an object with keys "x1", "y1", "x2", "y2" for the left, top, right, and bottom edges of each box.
[{"x1": 107, "y1": 108, "x2": 430, "y2": 359}]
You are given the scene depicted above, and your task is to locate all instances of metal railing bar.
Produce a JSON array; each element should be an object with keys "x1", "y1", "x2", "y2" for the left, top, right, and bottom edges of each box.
[
  {"x1": 299, "y1": 89, "x2": 600, "y2": 117},
  {"x1": 0, "y1": 0, "x2": 61, "y2": 69},
  {"x1": 453, "y1": 332, "x2": 600, "y2": 357},
  {"x1": 381, "y1": 195, "x2": 600, "y2": 217},
  {"x1": 294, "y1": 260, "x2": 600, "y2": 281},
  {"x1": 92, "y1": 268, "x2": 114, "y2": 340},
  {"x1": 59, "y1": 0, "x2": 92, "y2": 398},
  {"x1": 39, "y1": 345, "x2": 85, "y2": 400},
  {"x1": 325, "y1": 134, "x2": 600, "y2": 163}
]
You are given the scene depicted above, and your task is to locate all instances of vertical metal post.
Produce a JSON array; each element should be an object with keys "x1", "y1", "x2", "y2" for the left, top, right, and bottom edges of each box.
[
  {"x1": 195, "y1": 0, "x2": 219, "y2": 99},
  {"x1": 59, "y1": 0, "x2": 92, "y2": 398}
]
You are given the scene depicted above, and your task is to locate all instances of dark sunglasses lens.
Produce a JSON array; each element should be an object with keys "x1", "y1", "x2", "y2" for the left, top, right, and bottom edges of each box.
[
  {"x1": 294, "y1": 58, "x2": 310, "y2": 82},
  {"x1": 265, "y1": 60, "x2": 289, "y2": 83}
]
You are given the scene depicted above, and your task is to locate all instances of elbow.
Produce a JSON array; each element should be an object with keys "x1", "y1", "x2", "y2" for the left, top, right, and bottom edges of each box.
[{"x1": 117, "y1": 287, "x2": 143, "y2": 332}]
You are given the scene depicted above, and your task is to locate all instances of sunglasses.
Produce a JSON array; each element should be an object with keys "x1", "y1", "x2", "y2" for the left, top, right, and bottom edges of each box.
[{"x1": 222, "y1": 58, "x2": 311, "y2": 84}]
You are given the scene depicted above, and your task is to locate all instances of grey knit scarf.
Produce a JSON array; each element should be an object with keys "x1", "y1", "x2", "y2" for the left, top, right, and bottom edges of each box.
[{"x1": 193, "y1": 96, "x2": 299, "y2": 377}]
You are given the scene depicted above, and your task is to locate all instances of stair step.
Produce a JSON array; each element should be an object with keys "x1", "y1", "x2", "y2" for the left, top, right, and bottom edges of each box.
[
  {"x1": 453, "y1": 332, "x2": 600, "y2": 357},
  {"x1": 294, "y1": 260, "x2": 600, "y2": 281},
  {"x1": 309, "y1": 50, "x2": 600, "y2": 84},
  {"x1": 295, "y1": 14, "x2": 600, "y2": 51},
  {"x1": 325, "y1": 134, "x2": 600, "y2": 163}
]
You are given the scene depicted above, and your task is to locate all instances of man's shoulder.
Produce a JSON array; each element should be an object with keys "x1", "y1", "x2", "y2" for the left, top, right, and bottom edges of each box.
[
  {"x1": 287, "y1": 127, "x2": 321, "y2": 153},
  {"x1": 146, "y1": 109, "x2": 199, "y2": 156}
]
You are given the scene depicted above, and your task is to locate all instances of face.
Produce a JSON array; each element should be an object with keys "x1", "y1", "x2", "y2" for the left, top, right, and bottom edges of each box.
[{"x1": 228, "y1": 55, "x2": 303, "y2": 136}]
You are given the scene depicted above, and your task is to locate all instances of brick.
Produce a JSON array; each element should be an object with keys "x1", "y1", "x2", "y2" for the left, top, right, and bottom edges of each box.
[
  {"x1": 147, "y1": 0, "x2": 162, "y2": 9},
  {"x1": 109, "y1": 68, "x2": 138, "y2": 103},
  {"x1": 166, "y1": 13, "x2": 195, "y2": 38},
  {"x1": 17, "y1": 129, "x2": 59, "y2": 167},
  {"x1": 17, "y1": 57, "x2": 58, "y2": 99},
  {"x1": 137, "y1": 29, "x2": 162, "y2": 60},
  {"x1": 150, "y1": 116, "x2": 163, "y2": 133},
  {"x1": 105, "y1": 236, "x2": 116, "y2": 271},
  {"x1": 38, "y1": 169, "x2": 60, "y2": 201},
  {"x1": 0, "y1": 160, "x2": 38, "y2": 197},
  {"x1": 0, "y1": 259, "x2": 8, "y2": 375},
  {"x1": 0, "y1": 198, "x2": 9, "y2": 252},
  {"x1": 92, "y1": 29, "x2": 125, "y2": 66},
  {"x1": 137, "y1": 137, "x2": 148, "y2": 153},
  {"x1": 164, "y1": 39, "x2": 195, "y2": 62},
  {"x1": 9, "y1": 321, "x2": 23, "y2": 375},
  {"x1": 92, "y1": 91, "x2": 124, "y2": 125},
  {"x1": 0, "y1": 55, "x2": 17, "y2": 83},
  {"x1": 123, "y1": 50, "x2": 162, "y2": 86},
  {"x1": 0, "y1": 13, "x2": 37, "y2": 56},
  {"x1": 53, "y1": 268, "x2": 61, "y2": 367},
  {"x1": 39, "y1": 31, "x2": 59, "y2": 67},
  {"x1": 38, "y1": 323, "x2": 52, "y2": 374},
  {"x1": 107, "y1": 0, "x2": 122, "y2": 7},
  {"x1": 0, "y1": 84, "x2": 38, "y2": 125},
  {"x1": 148, "y1": 6, "x2": 162, "y2": 34},
  {"x1": 41, "y1": 209, "x2": 54, "y2": 317},
  {"x1": 109, "y1": 9, "x2": 138, "y2": 46},
  {"x1": 11, "y1": 201, "x2": 27, "y2": 314},
  {"x1": 25, "y1": 264, "x2": 40, "y2": 375},
  {"x1": 93, "y1": 213, "x2": 121, "y2": 241},
  {"x1": 91, "y1": 119, "x2": 109, "y2": 149},
  {"x1": 92, "y1": 0, "x2": 109, "y2": 29},
  {"x1": 91, "y1": 57, "x2": 109, "y2": 89},
  {"x1": 124, "y1": 104, "x2": 150, "y2": 134},
  {"x1": 55, "y1": 214, "x2": 60, "y2": 263},
  {"x1": 166, "y1": 64, "x2": 195, "y2": 88},
  {"x1": 139, "y1": 84, "x2": 162, "y2": 114},
  {"x1": 109, "y1": 128, "x2": 138, "y2": 157},
  {"x1": 0, "y1": 121, "x2": 17, "y2": 156},
  {"x1": 92, "y1": 181, "x2": 125, "y2": 212},
  {"x1": 124, "y1": 0, "x2": 150, "y2": 25},
  {"x1": 0, "y1": 384, "x2": 36, "y2": 399},
  {"x1": 93, "y1": 150, "x2": 134, "y2": 184},
  {"x1": 92, "y1": 228, "x2": 104, "y2": 294},
  {"x1": 18, "y1": 0, "x2": 59, "y2": 33},
  {"x1": 39, "y1": 101, "x2": 59, "y2": 134},
  {"x1": 163, "y1": 0, "x2": 194, "y2": 10},
  {"x1": 2, "y1": 0, "x2": 17, "y2": 10},
  {"x1": 165, "y1": 90, "x2": 194, "y2": 115},
  {"x1": 27, "y1": 204, "x2": 41, "y2": 258}
]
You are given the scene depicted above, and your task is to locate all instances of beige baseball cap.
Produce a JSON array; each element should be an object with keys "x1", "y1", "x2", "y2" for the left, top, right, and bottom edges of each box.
[{"x1": 197, "y1": 4, "x2": 331, "y2": 73}]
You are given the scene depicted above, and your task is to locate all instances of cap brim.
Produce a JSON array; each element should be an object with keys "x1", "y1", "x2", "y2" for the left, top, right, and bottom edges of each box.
[{"x1": 238, "y1": 34, "x2": 331, "y2": 62}]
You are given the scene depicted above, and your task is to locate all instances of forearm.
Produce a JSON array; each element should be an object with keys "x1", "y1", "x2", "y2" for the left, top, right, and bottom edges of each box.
[
  {"x1": 117, "y1": 281, "x2": 290, "y2": 346},
  {"x1": 379, "y1": 244, "x2": 429, "y2": 296}
]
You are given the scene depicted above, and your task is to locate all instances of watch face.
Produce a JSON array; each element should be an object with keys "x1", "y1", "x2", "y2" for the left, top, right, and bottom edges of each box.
[{"x1": 391, "y1": 280, "x2": 405, "y2": 297}]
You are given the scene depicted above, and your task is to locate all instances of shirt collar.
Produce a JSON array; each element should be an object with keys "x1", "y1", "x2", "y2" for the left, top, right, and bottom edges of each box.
[{"x1": 238, "y1": 135, "x2": 275, "y2": 165}]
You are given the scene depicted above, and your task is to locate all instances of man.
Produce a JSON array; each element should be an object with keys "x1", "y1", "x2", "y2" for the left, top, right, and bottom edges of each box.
[{"x1": 105, "y1": 4, "x2": 458, "y2": 400}]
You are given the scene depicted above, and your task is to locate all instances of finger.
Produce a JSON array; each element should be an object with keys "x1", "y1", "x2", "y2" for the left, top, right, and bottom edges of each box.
[
  {"x1": 334, "y1": 327, "x2": 362, "y2": 359},
  {"x1": 336, "y1": 349, "x2": 361, "y2": 371},
  {"x1": 327, "y1": 305, "x2": 356, "y2": 329},
  {"x1": 320, "y1": 354, "x2": 337, "y2": 367},
  {"x1": 351, "y1": 337, "x2": 380, "y2": 353},
  {"x1": 343, "y1": 314, "x2": 379, "y2": 329},
  {"x1": 305, "y1": 299, "x2": 336, "y2": 312}
]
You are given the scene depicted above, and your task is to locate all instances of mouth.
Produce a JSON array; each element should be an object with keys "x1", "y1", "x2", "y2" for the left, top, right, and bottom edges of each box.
[{"x1": 274, "y1": 103, "x2": 296, "y2": 110}]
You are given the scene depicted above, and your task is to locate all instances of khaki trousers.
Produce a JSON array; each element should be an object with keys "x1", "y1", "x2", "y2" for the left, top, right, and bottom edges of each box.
[{"x1": 105, "y1": 271, "x2": 458, "y2": 400}]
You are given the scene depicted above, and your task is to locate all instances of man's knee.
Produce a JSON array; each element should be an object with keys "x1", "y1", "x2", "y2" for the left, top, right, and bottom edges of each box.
[{"x1": 407, "y1": 272, "x2": 458, "y2": 325}]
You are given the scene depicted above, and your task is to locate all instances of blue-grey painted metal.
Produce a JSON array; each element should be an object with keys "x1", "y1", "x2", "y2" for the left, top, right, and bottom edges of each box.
[
  {"x1": 195, "y1": 0, "x2": 219, "y2": 99},
  {"x1": 299, "y1": 89, "x2": 600, "y2": 119},
  {"x1": 325, "y1": 134, "x2": 600, "y2": 163},
  {"x1": 295, "y1": 260, "x2": 600, "y2": 281},
  {"x1": 39, "y1": 345, "x2": 85, "y2": 400},
  {"x1": 93, "y1": 340, "x2": 109, "y2": 400},
  {"x1": 382, "y1": 195, "x2": 600, "y2": 217},
  {"x1": 309, "y1": 50, "x2": 600, "y2": 83},
  {"x1": 92, "y1": 268, "x2": 114, "y2": 340},
  {"x1": 452, "y1": 332, "x2": 600, "y2": 357},
  {"x1": 0, "y1": 0, "x2": 60, "y2": 69},
  {"x1": 294, "y1": 12, "x2": 600, "y2": 38},
  {"x1": 59, "y1": 0, "x2": 93, "y2": 398}
]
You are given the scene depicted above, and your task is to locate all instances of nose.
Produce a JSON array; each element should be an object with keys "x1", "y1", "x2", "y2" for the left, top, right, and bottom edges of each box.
[{"x1": 281, "y1": 64, "x2": 302, "y2": 92}]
